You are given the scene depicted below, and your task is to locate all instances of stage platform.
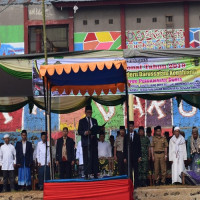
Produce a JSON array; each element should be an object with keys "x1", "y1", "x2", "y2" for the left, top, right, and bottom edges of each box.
[
  {"x1": 134, "y1": 185, "x2": 200, "y2": 200},
  {"x1": 44, "y1": 175, "x2": 133, "y2": 200}
]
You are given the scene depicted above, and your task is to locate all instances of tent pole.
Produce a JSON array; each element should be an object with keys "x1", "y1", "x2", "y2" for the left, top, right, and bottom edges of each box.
[
  {"x1": 48, "y1": 85, "x2": 53, "y2": 180},
  {"x1": 43, "y1": 78, "x2": 48, "y2": 183},
  {"x1": 124, "y1": 71, "x2": 130, "y2": 179}
]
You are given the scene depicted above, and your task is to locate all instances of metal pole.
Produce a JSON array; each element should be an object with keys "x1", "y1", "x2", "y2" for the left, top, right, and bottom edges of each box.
[
  {"x1": 43, "y1": 78, "x2": 48, "y2": 182},
  {"x1": 42, "y1": 0, "x2": 49, "y2": 182},
  {"x1": 48, "y1": 85, "x2": 53, "y2": 180},
  {"x1": 42, "y1": 0, "x2": 48, "y2": 65},
  {"x1": 124, "y1": 70, "x2": 131, "y2": 178}
]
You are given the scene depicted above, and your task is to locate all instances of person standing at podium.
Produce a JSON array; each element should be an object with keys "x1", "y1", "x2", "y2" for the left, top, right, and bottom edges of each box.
[{"x1": 78, "y1": 105, "x2": 99, "y2": 179}]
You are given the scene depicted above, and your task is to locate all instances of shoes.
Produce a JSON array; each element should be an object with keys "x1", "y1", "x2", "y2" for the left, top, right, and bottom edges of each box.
[
  {"x1": 39, "y1": 187, "x2": 43, "y2": 191},
  {"x1": 94, "y1": 174, "x2": 98, "y2": 179},
  {"x1": 85, "y1": 175, "x2": 89, "y2": 180},
  {"x1": 2, "y1": 189, "x2": 7, "y2": 193},
  {"x1": 155, "y1": 182, "x2": 160, "y2": 186},
  {"x1": 160, "y1": 182, "x2": 165, "y2": 186},
  {"x1": 11, "y1": 189, "x2": 16, "y2": 192}
]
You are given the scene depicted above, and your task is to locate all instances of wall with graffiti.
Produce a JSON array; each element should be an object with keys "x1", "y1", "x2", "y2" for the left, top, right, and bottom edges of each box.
[
  {"x1": 74, "y1": 31, "x2": 122, "y2": 51},
  {"x1": 0, "y1": 99, "x2": 199, "y2": 147},
  {"x1": 126, "y1": 29, "x2": 185, "y2": 49},
  {"x1": 74, "y1": 29, "x2": 185, "y2": 51},
  {"x1": 0, "y1": 25, "x2": 24, "y2": 55},
  {"x1": 190, "y1": 28, "x2": 200, "y2": 48}
]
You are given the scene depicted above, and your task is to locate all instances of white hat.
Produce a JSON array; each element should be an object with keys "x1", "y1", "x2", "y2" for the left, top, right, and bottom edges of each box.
[
  {"x1": 3, "y1": 134, "x2": 9, "y2": 139},
  {"x1": 174, "y1": 127, "x2": 180, "y2": 131}
]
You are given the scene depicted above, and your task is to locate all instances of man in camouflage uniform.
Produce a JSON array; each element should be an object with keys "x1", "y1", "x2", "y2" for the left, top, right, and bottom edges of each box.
[
  {"x1": 138, "y1": 126, "x2": 150, "y2": 187},
  {"x1": 151, "y1": 126, "x2": 168, "y2": 185}
]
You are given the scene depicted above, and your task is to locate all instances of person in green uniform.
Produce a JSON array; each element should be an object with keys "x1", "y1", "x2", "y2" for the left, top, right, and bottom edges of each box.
[{"x1": 138, "y1": 126, "x2": 151, "y2": 187}]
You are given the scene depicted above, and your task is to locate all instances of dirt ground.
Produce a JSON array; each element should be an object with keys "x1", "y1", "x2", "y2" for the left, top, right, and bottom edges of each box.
[{"x1": 0, "y1": 191, "x2": 43, "y2": 200}]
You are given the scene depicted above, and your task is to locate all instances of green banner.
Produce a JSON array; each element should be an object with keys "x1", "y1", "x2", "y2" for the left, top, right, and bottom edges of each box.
[{"x1": 127, "y1": 57, "x2": 200, "y2": 94}]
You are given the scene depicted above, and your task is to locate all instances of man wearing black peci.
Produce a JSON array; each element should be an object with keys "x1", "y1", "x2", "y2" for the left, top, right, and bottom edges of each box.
[
  {"x1": 78, "y1": 105, "x2": 99, "y2": 179},
  {"x1": 124, "y1": 121, "x2": 142, "y2": 189},
  {"x1": 56, "y1": 127, "x2": 75, "y2": 179}
]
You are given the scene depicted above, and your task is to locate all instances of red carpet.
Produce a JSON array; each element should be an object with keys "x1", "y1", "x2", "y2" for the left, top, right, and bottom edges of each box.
[{"x1": 44, "y1": 177, "x2": 133, "y2": 200}]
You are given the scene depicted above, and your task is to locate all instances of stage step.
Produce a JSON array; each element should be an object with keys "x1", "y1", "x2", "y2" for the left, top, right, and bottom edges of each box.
[{"x1": 134, "y1": 186, "x2": 200, "y2": 200}]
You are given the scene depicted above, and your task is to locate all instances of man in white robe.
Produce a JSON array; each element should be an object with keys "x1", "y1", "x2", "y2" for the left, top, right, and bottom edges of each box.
[
  {"x1": 0, "y1": 134, "x2": 16, "y2": 192},
  {"x1": 169, "y1": 127, "x2": 187, "y2": 184}
]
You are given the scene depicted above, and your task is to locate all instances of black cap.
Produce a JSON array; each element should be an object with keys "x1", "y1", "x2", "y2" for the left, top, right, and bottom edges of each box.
[
  {"x1": 129, "y1": 121, "x2": 134, "y2": 125},
  {"x1": 155, "y1": 125, "x2": 162, "y2": 131},
  {"x1": 99, "y1": 131, "x2": 105, "y2": 136},
  {"x1": 120, "y1": 126, "x2": 125, "y2": 130},
  {"x1": 85, "y1": 105, "x2": 92, "y2": 111},
  {"x1": 21, "y1": 130, "x2": 27, "y2": 134},
  {"x1": 146, "y1": 127, "x2": 152, "y2": 132},
  {"x1": 41, "y1": 132, "x2": 47, "y2": 137},
  {"x1": 139, "y1": 126, "x2": 144, "y2": 131}
]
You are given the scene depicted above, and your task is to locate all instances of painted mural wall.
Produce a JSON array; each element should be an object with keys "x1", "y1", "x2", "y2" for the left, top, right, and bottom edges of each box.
[
  {"x1": 74, "y1": 31, "x2": 122, "y2": 51},
  {"x1": 0, "y1": 98, "x2": 199, "y2": 147},
  {"x1": 190, "y1": 28, "x2": 200, "y2": 48},
  {"x1": 126, "y1": 29, "x2": 185, "y2": 49},
  {"x1": 0, "y1": 25, "x2": 24, "y2": 55}
]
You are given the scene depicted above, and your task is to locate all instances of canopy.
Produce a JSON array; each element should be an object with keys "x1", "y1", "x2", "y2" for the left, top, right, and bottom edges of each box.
[{"x1": 39, "y1": 60, "x2": 127, "y2": 96}]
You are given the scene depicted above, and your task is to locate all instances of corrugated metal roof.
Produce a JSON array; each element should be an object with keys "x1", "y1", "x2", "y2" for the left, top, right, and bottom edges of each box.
[{"x1": 0, "y1": 0, "x2": 101, "y2": 5}]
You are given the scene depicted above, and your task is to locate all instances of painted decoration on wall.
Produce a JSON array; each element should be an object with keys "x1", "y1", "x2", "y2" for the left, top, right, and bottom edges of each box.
[
  {"x1": 0, "y1": 110, "x2": 23, "y2": 132},
  {"x1": 0, "y1": 25, "x2": 24, "y2": 56},
  {"x1": 74, "y1": 31, "x2": 122, "y2": 51},
  {"x1": 0, "y1": 98, "x2": 199, "y2": 144},
  {"x1": 126, "y1": 29, "x2": 185, "y2": 49},
  {"x1": 190, "y1": 28, "x2": 200, "y2": 48},
  {"x1": 23, "y1": 105, "x2": 59, "y2": 132},
  {"x1": 0, "y1": 43, "x2": 24, "y2": 55}
]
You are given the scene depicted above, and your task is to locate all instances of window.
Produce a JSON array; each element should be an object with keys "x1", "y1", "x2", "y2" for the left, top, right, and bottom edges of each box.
[
  {"x1": 28, "y1": 25, "x2": 68, "y2": 54},
  {"x1": 95, "y1": 20, "x2": 99, "y2": 25},
  {"x1": 152, "y1": 17, "x2": 157, "y2": 22},
  {"x1": 83, "y1": 20, "x2": 87, "y2": 25},
  {"x1": 109, "y1": 19, "x2": 113, "y2": 24},
  {"x1": 166, "y1": 16, "x2": 173, "y2": 22},
  {"x1": 137, "y1": 18, "x2": 141, "y2": 23}
]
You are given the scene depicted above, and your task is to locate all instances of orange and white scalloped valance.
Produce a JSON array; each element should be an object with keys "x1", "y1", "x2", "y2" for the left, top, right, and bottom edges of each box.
[
  {"x1": 39, "y1": 60, "x2": 127, "y2": 77},
  {"x1": 39, "y1": 60, "x2": 127, "y2": 96}
]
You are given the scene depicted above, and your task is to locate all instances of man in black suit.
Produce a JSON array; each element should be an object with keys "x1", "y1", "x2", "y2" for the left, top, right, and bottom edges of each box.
[
  {"x1": 124, "y1": 121, "x2": 142, "y2": 189},
  {"x1": 56, "y1": 127, "x2": 75, "y2": 179},
  {"x1": 78, "y1": 105, "x2": 99, "y2": 179},
  {"x1": 16, "y1": 130, "x2": 33, "y2": 190}
]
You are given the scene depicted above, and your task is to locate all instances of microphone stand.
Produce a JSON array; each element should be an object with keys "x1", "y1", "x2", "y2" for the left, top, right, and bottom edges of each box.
[{"x1": 87, "y1": 117, "x2": 90, "y2": 178}]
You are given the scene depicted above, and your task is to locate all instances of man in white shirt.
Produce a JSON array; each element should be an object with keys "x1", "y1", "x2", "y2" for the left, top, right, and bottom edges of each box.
[
  {"x1": 146, "y1": 127, "x2": 153, "y2": 143},
  {"x1": 0, "y1": 134, "x2": 16, "y2": 192},
  {"x1": 98, "y1": 132, "x2": 112, "y2": 158},
  {"x1": 76, "y1": 140, "x2": 84, "y2": 177},
  {"x1": 36, "y1": 132, "x2": 50, "y2": 190},
  {"x1": 169, "y1": 127, "x2": 187, "y2": 184}
]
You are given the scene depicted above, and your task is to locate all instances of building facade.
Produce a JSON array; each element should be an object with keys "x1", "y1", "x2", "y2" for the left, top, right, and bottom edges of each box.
[{"x1": 0, "y1": 0, "x2": 200, "y2": 144}]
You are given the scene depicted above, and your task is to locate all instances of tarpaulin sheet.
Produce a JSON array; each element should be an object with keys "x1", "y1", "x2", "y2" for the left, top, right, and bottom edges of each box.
[{"x1": 44, "y1": 176, "x2": 133, "y2": 200}]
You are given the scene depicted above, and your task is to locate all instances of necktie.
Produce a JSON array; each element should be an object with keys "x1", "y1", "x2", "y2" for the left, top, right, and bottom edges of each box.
[{"x1": 88, "y1": 118, "x2": 91, "y2": 130}]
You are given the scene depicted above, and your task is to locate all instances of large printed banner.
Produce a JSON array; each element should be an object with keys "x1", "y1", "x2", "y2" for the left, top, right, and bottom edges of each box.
[
  {"x1": 33, "y1": 57, "x2": 200, "y2": 96},
  {"x1": 127, "y1": 57, "x2": 200, "y2": 94}
]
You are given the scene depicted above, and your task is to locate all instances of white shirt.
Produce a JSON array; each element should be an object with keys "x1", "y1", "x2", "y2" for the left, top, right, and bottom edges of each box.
[
  {"x1": 76, "y1": 141, "x2": 83, "y2": 165},
  {"x1": 0, "y1": 144, "x2": 16, "y2": 170},
  {"x1": 36, "y1": 141, "x2": 50, "y2": 166},
  {"x1": 130, "y1": 132, "x2": 134, "y2": 141},
  {"x1": 87, "y1": 117, "x2": 93, "y2": 129},
  {"x1": 98, "y1": 141, "x2": 112, "y2": 158},
  {"x1": 22, "y1": 141, "x2": 26, "y2": 155},
  {"x1": 148, "y1": 136, "x2": 153, "y2": 144}
]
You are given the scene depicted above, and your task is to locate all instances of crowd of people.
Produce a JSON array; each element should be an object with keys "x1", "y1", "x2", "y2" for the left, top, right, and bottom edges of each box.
[{"x1": 0, "y1": 105, "x2": 199, "y2": 192}]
